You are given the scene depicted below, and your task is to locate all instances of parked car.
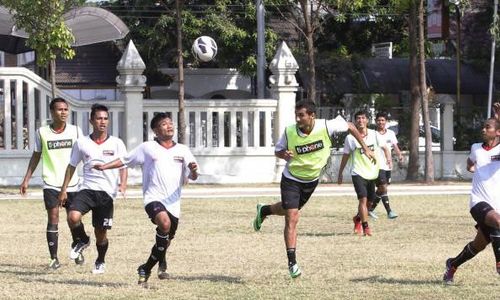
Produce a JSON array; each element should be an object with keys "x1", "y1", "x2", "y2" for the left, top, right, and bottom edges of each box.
[{"x1": 387, "y1": 124, "x2": 441, "y2": 151}]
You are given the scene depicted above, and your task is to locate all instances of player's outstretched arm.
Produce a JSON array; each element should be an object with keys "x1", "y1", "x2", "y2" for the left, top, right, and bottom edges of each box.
[
  {"x1": 58, "y1": 165, "x2": 76, "y2": 207},
  {"x1": 20, "y1": 151, "x2": 41, "y2": 196},
  {"x1": 346, "y1": 122, "x2": 376, "y2": 163},
  {"x1": 94, "y1": 158, "x2": 125, "y2": 171},
  {"x1": 494, "y1": 102, "x2": 500, "y2": 120}
]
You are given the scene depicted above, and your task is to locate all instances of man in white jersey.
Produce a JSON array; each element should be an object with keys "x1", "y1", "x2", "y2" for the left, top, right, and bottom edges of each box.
[
  {"x1": 443, "y1": 103, "x2": 500, "y2": 284},
  {"x1": 20, "y1": 97, "x2": 83, "y2": 269},
  {"x1": 94, "y1": 112, "x2": 198, "y2": 287},
  {"x1": 252, "y1": 101, "x2": 375, "y2": 278},
  {"x1": 338, "y1": 110, "x2": 391, "y2": 237},
  {"x1": 368, "y1": 111, "x2": 404, "y2": 219},
  {"x1": 58, "y1": 104, "x2": 127, "y2": 274}
]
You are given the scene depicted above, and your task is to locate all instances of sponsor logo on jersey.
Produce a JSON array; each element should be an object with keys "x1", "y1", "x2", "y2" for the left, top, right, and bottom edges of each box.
[
  {"x1": 491, "y1": 154, "x2": 500, "y2": 161},
  {"x1": 47, "y1": 139, "x2": 73, "y2": 150},
  {"x1": 360, "y1": 144, "x2": 375, "y2": 154},
  {"x1": 102, "y1": 150, "x2": 115, "y2": 156},
  {"x1": 295, "y1": 140, "x2": 324, "y2": 155}
]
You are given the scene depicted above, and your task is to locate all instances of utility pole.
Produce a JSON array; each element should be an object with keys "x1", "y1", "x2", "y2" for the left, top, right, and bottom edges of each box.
[
  {"x1": 488, "y1": 0, "x2": 498, "y2": 118},
  {"x1": 256, "y1": 0, "x2": 265, "y2": 99}
]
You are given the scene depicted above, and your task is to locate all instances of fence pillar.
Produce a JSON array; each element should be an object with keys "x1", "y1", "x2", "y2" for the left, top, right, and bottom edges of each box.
[
  {"x1": 438, "y1": 94, "x2": 456, "y2": 179},
  {"x1": 269, "y1": 41, "x2": 299, "y2": 181},
  {"x1": 116, "y1": 40, "x2": 146, "y2": 150}
]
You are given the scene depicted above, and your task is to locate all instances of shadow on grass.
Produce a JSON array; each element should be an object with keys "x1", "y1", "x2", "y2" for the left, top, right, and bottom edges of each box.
[
  {"x1": 353, "y1": 275, "x2": 442, "y2": 285},
  {"x1": 167, "y1": 274, "x2": 244, "y2": 284},
  {"x1": 0, "y1": 265, "x2": 48, "y2": 276},
  {"x1": 302, "y1": 232, "x2": 352, "y2": 237},
  {"x1": 19, "y1": 277, "x2": 127, "y2": 288}
]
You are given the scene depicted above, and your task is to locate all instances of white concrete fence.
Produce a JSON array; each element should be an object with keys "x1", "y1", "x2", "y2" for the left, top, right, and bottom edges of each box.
[{"x1": 0, "y1": 41, "x2": 469, "y2": 186}]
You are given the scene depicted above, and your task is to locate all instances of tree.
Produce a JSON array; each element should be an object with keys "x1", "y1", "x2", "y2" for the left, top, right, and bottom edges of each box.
[
  {"x1": 266, "y1": 0, "x2": 378, "y2": 103},
  {"x1": 1, "y1": 0, "x2": 84, "y2": 97}
]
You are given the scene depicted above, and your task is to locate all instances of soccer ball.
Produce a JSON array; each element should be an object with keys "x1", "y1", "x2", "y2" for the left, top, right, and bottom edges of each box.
[{"x1": 192, "y1": 36, "x2": 217, "y2": 62}]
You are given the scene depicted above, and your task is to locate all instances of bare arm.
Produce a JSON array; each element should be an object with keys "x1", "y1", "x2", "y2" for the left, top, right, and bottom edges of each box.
[
  {"x1": 392, "y1": 143, "x2": 404, "y2": 168},
  {"x1": 382, "y1": 145, "x2": 392, "y2": 169},
  {"x1": 466, "y1": 158, "x2": 475, "y2": 173},
  {"x1": 188, "y1": 162, "x2": 199, "y2": 180},
  {"x1": 275, "y1": 149, "x2": 294, "y2": 161},
  {"x1": 118, "y1": 167, "x2": 128, "y2": 195},
  {"x1": 94, "y1": 158, "x2": 125, "y2": 171},
  {"x1": 20, "y1": 152, "x2": 42, "y2": 196},
  {"x1": 337, "y1": 153, "x2": 350, "y2": 185},
  {"x1": 57, "y1": 165, "x2": 76, "y2": 207},
  {"x1": 346, "y1": 122, "x2": 376, "y2": 163}
]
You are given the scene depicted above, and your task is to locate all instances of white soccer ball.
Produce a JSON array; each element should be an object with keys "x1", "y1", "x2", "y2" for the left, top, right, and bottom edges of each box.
[{"x1": 192, "y1": 36, "x2": 217, "y2": 62}]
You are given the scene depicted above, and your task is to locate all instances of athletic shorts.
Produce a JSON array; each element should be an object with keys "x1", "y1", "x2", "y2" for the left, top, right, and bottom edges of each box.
[
  {"x1": 352, "y1": 175, "x2": 376, "y2": 201},
  {"x1": 280, "y1": 175, "x2": 318, "y2": 210},
  {"x1": 43, "y1": 188, "x2": 77, "y2": 210},
  {"x1": 68, "y1": 189, "x2": 114, "y2": 229},
  {"x1": 376, "y1": 170, "x2": 391, "y2": 185},
  {"x1": 145, "y1": 201, "x2": 179, "y2": 240},
  {"x1": 470, "y1": 201, "x2": 499, "y2": 242}
]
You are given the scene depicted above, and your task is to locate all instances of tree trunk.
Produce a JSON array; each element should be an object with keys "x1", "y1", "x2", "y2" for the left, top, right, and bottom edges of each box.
[
  {"x1": 176, "y1": 0, "x2": 186, "y2": 144},
  {"x1": 407, "y1": 0, "x2": 420, "y2": 180},
  {"x1": 50, "y1": 59, "x2": 56, "y2": 99},
  {"x1": 418, "y1": 0, "x2": 434, "y2": 182},
  {"x1": 300, "y1": 0, "x2": 316, "y2": 103}
]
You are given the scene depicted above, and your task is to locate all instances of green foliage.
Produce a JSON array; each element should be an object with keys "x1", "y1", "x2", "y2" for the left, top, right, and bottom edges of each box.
[{"x1": 1, "y1": 0, "x2": 84, "y2": 66}]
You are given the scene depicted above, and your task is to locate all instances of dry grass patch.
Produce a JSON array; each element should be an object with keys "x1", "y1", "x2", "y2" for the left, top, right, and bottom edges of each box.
[{"x1": 0, "y1": 194, "x2": 499, "y2": 299}]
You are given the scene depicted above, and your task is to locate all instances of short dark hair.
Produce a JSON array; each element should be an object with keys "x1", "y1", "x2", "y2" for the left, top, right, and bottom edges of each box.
[
  {"x1": 354, "y1": 110, "x2": 369, "y2": 119},
  {"x1": 486, "y1": 117, "x2": 500, "y2": 130},
  {"x1": 295, "y1": 100, "x2": 316, "y2": 115},
  {"x1": 49, "y1": 97, "x2": 68, "y2": 111},
  {"x1": 150, "y1": 112, "x2": 171, "y2": 130},
  {"x1": 90, "y1": 103, "x2": 109, "y2": 120},
  {"x1": 376, "y1": 112, "x2": 389, "y2": 120}
]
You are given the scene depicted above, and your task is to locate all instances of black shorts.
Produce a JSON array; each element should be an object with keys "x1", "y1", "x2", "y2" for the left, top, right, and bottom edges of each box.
[
  {"x1": 43, "y1": 188, "x2": 77, "y2": 210},
  {"x1": 352, "y1": 175, "x2": 376, "y2": 201},
  {"x1": 376, "y1": 170, "x2": 391, "y2": 185},
  {"x1": 145, "y1": 201, "x2": 179, "y2": 240},
  {"x1": 280, "y1": 175, "x2": 318, "y2": 210},
  {"x1": 470, "y1": 201, "x2": 499, "y2": 242},
  {"x1": 68, "y1": 189, "x2": 114, "y2": 229}
]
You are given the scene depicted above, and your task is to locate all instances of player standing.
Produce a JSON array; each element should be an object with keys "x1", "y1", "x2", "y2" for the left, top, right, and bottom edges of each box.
[
  {"x1": 58, "y1": 104, "x2": 127, "y2": 274},
  {"x1": 94, "y1": 113, "x2": 199, "y2": 286},
  {"x1": 443, "y1": 103, "x2": 500, "y2": 284},
  {"x1": 252, "y1": 101, "x2": 375, "y2": 278},
  {"x1": 337, "y1": 110, "x2": 391, "y2": 237},
  {"x1": 368, "y1": 112, "x2": 404, "y2": 219},
  {"x1": 20, "y1": 97, "x2": 83, "y2": 269}
]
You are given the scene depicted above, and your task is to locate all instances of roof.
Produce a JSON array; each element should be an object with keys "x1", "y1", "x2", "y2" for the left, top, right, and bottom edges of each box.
[
  {"x1": 55, "y1": 42, "x2": 121, "y2": 87},
  {"x1": 359, "y1": 58, "x2": 490, "y2": 94}
]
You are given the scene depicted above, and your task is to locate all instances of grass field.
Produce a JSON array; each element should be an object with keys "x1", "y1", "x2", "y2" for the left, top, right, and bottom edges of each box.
[{"x1": 1, "y1": 193, "x2": 500, "y2": 299}]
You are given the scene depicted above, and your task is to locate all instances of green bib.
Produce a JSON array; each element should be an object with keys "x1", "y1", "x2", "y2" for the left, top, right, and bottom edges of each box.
[
  {"x1": 286, "y1": 119, "x2": 332, "y2": 181},
  {"x1": 39, "y1": 125, "x2": 79, "y2": 188},
  {"x1": 349, "y1": 129, "x2": 381, "y2": 180}
]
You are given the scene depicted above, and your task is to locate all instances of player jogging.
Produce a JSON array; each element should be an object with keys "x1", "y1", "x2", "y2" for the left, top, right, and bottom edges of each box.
[
  {"x1": 94, "y1": 112, "x2": 199, "y2": 287},
  {"x1": 20, "y1": 97, "x2": 83, "y2": 269},
  {"x1": 443, "y1": 103, "x2": 500, "y2": 284},
  {"x1": 368, "y1": 111, "x2": 404, "y2": 219},
  {"x1": 337, "y1": 110, "x2": 391, "y2": 237},
  {"x1": 252, "y1": 101, "x2": 375, "y2": 278},
  {"x1": 58, "y1": 104, "x2": 127, "y2": 274}
]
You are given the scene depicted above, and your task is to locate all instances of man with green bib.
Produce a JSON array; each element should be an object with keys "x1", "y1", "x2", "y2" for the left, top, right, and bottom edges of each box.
[
  {"x1": 20, "y1": 97, "x2": 83, "y2": 269},
  {"x1": 253, "y1": 101, "x2": 375, "y2": 278},
  {"x1": 337, "y1": 111, "x2": 391, "y2": 237}
]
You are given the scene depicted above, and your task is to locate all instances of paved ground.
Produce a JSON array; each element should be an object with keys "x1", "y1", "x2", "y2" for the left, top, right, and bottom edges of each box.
[{"x1": 1, "y1": 182, "x2": 472, "y2": 200}]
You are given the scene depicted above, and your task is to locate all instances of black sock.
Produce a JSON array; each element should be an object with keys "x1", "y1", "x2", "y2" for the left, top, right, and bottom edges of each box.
[
  {"x1": 286, "y1": 248, "x2": 296, "y2": 267},
  {"x1": 46, "y1": 223, "x2": 58, "y2": 259},
  {"x1": 450, "y1": 242, "x2": 478, "y2": 268},
  {"x1": 491, "y1": 236, "x2": 500, "y2": 270},
  {"x1": 362, "y1": 222, "x2": 369, "y2": 229},
  {"x1": 155, "y1": 227, "x2": 170, "y2": 265},
  {"x1": 70, "y1": 222, "x2": 89, "y2": 246},
  {"x1": 144, "y1": 246, "x2": 159, "y2": 272},
  {"x1": 261, "y1": 205, "x2": 272, "y2": 217},
  {"x1": 96, "y1": 240, "x2": 109, "y2": 263},
  {"x1": 371, "y1": 196, "x2": 381, "y2": 211},
  {"x1": 381, "y1": 195, "x2": 392, "y2": 213}
]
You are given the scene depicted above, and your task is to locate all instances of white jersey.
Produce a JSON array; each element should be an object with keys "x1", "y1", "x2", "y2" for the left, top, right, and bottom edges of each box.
[
  {"x1": 120, "y1": 141, "x2": 197, "y2": 218},
  {"x1": 69, "y1": 135, "x2": 127, "y2": 198},
  {"x1": 343, "y1": 128, "x2": 386, "y2": 178},
  {"x1": 468, "y1": 142, "x2": 500, "y2": 210},
  {"x1": 376, "y1": 129, "x2": 398, "y2": 171},
  {"x1": 275, "y1": 116, "x2": 349, "y2": 183}
]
